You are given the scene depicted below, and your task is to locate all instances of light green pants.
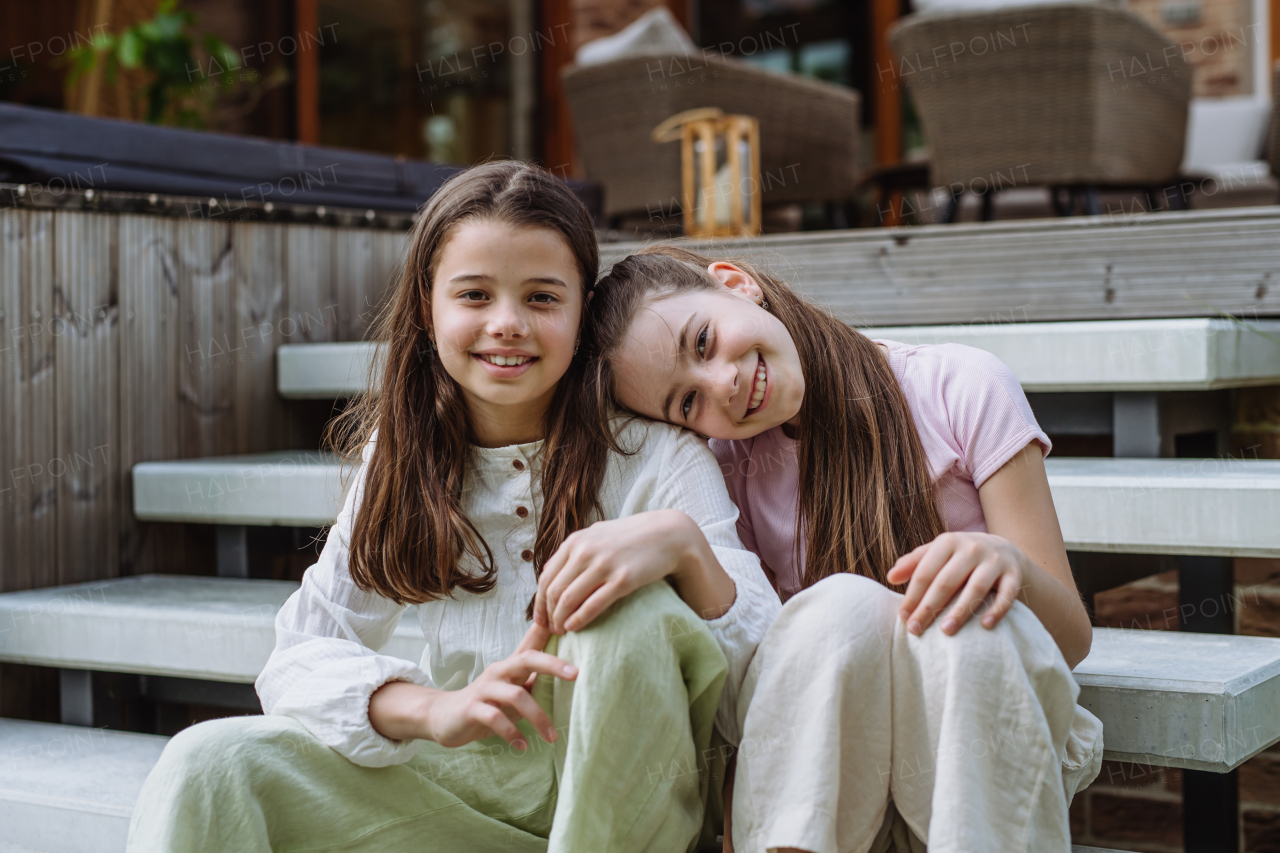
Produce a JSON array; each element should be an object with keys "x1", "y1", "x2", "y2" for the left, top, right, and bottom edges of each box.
[{"x1": 126, "y1": 582, "x2": 729, "y2": 853}]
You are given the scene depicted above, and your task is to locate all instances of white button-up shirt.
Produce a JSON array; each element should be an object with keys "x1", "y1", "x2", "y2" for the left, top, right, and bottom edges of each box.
[{"x1": 256, "y1": 419, "x2": 781, "y2": 767}]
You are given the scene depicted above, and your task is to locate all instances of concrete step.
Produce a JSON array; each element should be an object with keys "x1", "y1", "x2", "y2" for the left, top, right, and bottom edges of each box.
[
  {"x1": 0, "y1": 718, "x2": 167, "y2": 853},
  {"x1": 131, "y1": 453, "x2": 1280, "y2": 559},
  {"x1": 132, "y1": 451, "x2": 347, "y2": 527},
  {"x1": 1077, "y1": 628, "x2": 1280, "y2": 773},
  {"x1": 0, "y1": 575, "x2": 423, "y2": 682},
  {"x1": 3, "y1": 577, "x2": 1279, "y2": 776},
  {"x1": 864, "y1": 318, "x2": 1280, "y2": 392},
  {"x1": 1049, "y1": 457, "x2": 1280, "y2": 557},
  {"x1": 276, "y1": 318, "x2": 1280, "y2": 399},
  {"x1": 0, "y1": 715, "x2": 1132, "y2": 853},
  {"x1": 277, "y1": 341, "x2": 381, "y2": 399}
]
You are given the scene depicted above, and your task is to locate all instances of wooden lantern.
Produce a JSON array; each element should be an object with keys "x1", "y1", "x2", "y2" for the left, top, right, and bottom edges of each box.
[{"x1": 652, "y1": 108, "x2": 762, "y2": 238}]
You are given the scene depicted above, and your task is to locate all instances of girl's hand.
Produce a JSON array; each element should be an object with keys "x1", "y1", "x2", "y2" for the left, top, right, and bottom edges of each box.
[
  {"x1": 885, "y1": 531, "x2": 1028, "y2": 636},
  {"x1": 533, "y1": 509, "x2": 705, "y2": 635},
  {"x1": 422, "y1": 621, "x2": 576, "y2": 750}
]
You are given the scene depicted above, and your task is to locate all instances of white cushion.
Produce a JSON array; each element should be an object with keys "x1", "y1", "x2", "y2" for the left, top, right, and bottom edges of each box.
[
  {"x1": 1182, "y1": 96, "x2": 1273, "y2": 175},
  {"x1": 912, "y1": 0, "x2": 1103, "y2": 12},
  {"x1": 575, "y1": 6, "x2": 697, "y2": 66}
]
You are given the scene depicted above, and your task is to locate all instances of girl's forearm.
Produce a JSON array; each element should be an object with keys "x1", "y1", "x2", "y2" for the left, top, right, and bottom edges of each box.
[
  {"x1": 1019, "y1": 561, "x2": 1092, "y2": 669},
  {"x1": 368, "y1": 680, "x2": 438, "y2": 742},
  {"x1": 667, "y1": 513, "x2": 738, "y2": 620}
]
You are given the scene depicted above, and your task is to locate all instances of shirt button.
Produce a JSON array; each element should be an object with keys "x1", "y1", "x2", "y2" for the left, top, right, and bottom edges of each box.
[
  {"x1": 512, "y1": 459, "x2": 524, "y2": 471},
  {"x1": 521, "y1": 549, "x2": 533, "y2": 561},
  {"x1": 516, "y1": 506, "x2": 528, "y2": 518}
]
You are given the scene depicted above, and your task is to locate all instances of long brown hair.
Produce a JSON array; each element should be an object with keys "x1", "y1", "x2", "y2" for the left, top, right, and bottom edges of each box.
[
  {"x1": 588, "y1": 245, "x2": 944, "y2": 590},
  {"x1": 327, "y1": 161, "x2": 609, "y2": 605}
]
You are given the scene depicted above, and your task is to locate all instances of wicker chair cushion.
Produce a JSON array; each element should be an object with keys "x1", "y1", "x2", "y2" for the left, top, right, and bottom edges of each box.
[
  {"x1": 890, "y1": 3, "x2": 1191, "y2": 188},
  {"x1": 562, "y1": 55, "x2": 861, "y2": 218},
  {"x1": 575, "y1": 7, "x2": 697, "y2": 66},
  {"x1": 913, "y1": 0, "x2": 1103, "y2": 13},
  {"x1": 1183, "y1": 97, "x2": 1271, "y2": 178}
]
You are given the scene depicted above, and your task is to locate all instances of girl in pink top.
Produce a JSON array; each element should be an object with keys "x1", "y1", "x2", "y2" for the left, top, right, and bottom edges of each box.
[{"x1": 583, "y1": 245, "x2": 1102, "y2": 853}]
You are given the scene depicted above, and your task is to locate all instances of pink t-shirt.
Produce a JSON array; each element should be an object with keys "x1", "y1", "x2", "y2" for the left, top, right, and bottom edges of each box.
[{"x1": 710, "y1": 340, "x2": 1050, "y2": 601}]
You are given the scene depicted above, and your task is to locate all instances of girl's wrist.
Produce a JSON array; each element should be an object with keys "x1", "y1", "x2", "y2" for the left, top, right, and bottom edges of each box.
[
  {"x1": 369, "y1": 680, "x2": 441, "y2": 743},
  {"x1": 664, "y1": 511, "x2": 735, "y2": 620},
  {"x1": 413, "y1": 685, "x2": 443, "y2": 742},
  {"x1": 1012, "y1": 548, "x2": 1070, "y2": 624},
  {"x1": 664, "y1": 510, "x2": 708, "y2": 580},
  {"x1": 987, "y1": 533, "x2": 1033, "y2": 596}
]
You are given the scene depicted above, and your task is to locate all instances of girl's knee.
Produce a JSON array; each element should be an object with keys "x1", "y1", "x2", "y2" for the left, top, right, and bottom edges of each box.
[
  {"x1": 781, "y1": 573, "x2": 900, "y2": 637},
  {"x1": 752, "y1": 574, "x2": 901, "y2": 676},
  {"x1": 565, "y1": 581, "x2": 724, "y2": 674},
  {"x1": 159, "y1": 715, "x2": 311, "y2": 780},
  {"x1": 915, "y1": 601, "x2": 1062, "y2": 682},
  {"x1": 581, "y1": 580, "x2": 699, "y2": 645},
  {"x1": 163, "y1": 717, "x2": 245, "y2": 766}
]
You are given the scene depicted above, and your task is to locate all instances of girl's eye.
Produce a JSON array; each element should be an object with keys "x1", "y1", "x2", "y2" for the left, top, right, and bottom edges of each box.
[
  {"x1": 696, "y1": 327, "x2": 708, "y2": 357},
  {"x1": 681, "y1": 391, "x2": 695, "y2": 420},
  {"x1": 461, "y1": 290, "x2": 487, "y2": 302},
  {"x1": 529, "y1": 293, "x2": 558, "y2": 305}
]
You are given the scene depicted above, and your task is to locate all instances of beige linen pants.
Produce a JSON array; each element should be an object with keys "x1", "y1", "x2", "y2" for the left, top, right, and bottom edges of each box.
[{"x1": 732, "y1": 574, "x2": 1103, "y2": 853}]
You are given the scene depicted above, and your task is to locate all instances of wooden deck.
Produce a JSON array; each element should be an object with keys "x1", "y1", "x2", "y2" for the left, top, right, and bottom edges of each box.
[{"x1": 602, "y1": 207, "x2": 1280, "y2": 326}]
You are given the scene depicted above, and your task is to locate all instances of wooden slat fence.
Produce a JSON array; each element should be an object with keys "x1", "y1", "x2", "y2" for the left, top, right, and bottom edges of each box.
[{"x1": 0, "y1": 210, "x2": 406, "y2": 592}]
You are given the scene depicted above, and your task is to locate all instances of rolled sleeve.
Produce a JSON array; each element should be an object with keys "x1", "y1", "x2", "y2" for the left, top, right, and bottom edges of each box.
[
  {"x1": 255, "y1": 441, "x2": 435, "y2": 767},
  {"x1": 703, "y1": 544, "x2": 779, "y2": 743},
  {"x1": 654, "y1": 430, "x2": 782, "y2": 743},
  {"x1": 264, "y1": 633, "x2": 431, "y2": 767}
]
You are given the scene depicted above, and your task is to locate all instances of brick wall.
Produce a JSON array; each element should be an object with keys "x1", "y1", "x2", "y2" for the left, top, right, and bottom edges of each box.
[
  {"x1": 1124, "y1": 0, "x2": 1260, "y2": 96},
  {"x1": 1070, "y1": 386, "x2": 1280, "y2": 852},
  {"x1": 1235, "y1": 387, "x2": 1280, "y2": 852}
]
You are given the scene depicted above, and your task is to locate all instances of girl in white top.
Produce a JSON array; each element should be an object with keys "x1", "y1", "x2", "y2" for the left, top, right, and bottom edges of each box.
[{"x1": 126, "y1": 163, "x2": 778, "y2": 853}]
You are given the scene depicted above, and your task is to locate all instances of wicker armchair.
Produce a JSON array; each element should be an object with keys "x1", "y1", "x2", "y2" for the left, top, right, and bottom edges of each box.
[
  {"x1": 562, "y1": 54, "x2": 861, "y2": 221},
  {"x1": 889, "y1": 3, "x2": 1191, "y2": 210}
]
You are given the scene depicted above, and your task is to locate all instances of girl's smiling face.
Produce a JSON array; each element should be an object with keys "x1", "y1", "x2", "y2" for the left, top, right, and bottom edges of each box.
[
  {"x1": 431, "y1": 219, "x2": 582, "y2": 445},
  {"x1": 611, "y1": 264, "x2": 805, "y2": 440}
]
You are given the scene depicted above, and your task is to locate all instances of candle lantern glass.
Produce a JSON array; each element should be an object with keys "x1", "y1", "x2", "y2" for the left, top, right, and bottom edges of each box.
[
  {"x1": 654, "y1": 109, "x2": 761, "y2": 238},
  {"x1": 691, "y1": 132, "x2": 757, "y2": 230}
]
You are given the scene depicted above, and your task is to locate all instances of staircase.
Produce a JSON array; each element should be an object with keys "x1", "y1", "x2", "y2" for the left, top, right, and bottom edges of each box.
[
  {"x1": 3, "y1": 211, "x2": 1280, "y2": 852},
  {"x1": 0, "y1": 719, "x2": 167, "y2": 853}
]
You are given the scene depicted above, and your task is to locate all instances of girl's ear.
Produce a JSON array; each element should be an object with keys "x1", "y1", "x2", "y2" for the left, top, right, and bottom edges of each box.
[{"x1": 707, "y1": 262, "x2": 765, "y2": 306}]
